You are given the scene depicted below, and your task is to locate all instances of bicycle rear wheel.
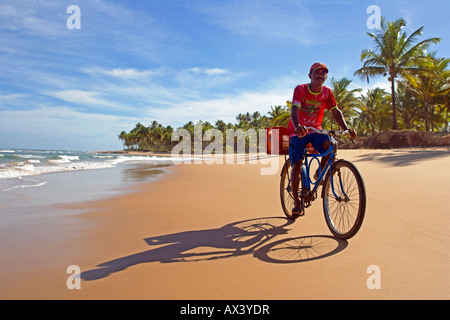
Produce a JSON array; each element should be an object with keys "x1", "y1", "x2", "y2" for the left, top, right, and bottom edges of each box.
[
  {"x1": 280, "y1": 159, "x2": 304, "y2": 220},
  {"x1": 322, "y1": 160, "x2": 366, "y2": 239}
]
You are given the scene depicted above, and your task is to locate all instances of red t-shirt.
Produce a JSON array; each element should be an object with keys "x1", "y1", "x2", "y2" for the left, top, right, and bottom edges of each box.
[{"x1": 287, "y1": 84, "x2": 337, "y2": 137}]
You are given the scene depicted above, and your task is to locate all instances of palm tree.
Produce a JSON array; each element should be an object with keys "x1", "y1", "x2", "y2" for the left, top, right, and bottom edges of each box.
[
  {"x1": 403, "y1": 53, "x2": 450, "y2": 131},
  {"x1": 442, "y1": 92, "x2": 450, "y2": 132},
  {"x1": 118, "y1": 131, "x2": 128, "y2": 149},
  {"x1": 435, "y1": 70, "x2": 450, "y2": 133},
  {"x1": 268, "y1": 103, "x2": 290, "y2": 127},
  {"x1": 215, "y1": 120, "x2": 227, "y2": 132},
  {"x1": 329, "y1": 78, "x2": 361, "y2": 130},
  {"x1": 354, "y1": 17, "x2": 441, "y2": 130},
  {"x1": 128, "y1": 122, "x2": 148, "y2": 149},
  {"x1": 236, "y1": 112, "x2": 252, "y2": 129},
  {"x1": 396, "y1": 82, "x2": 422, "y2": 130},
  {"x1": 356, "y1": 88, "x2": 390, "y2": 135},
  {"x1": 268, "y1": 105, "x2": 283, "y2": 121}
]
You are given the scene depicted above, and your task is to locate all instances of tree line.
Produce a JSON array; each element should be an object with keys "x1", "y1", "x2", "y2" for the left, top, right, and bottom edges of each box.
[{"x1": 118, "y1": 17, "x2": 449, "y2": 151}]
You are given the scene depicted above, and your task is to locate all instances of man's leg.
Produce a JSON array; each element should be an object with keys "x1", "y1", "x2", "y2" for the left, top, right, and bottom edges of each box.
[
  {"x1": 291, "y1": 159, "x2": 302, "y2": 210},
  {"x1": 312, "y1": 135, "x2": 332, "y2": 181},
  {"x1": 320, "y1": 139, "x2": 331, "y2": 171},
  {"x1": 288, "y1": 135, "x2": 306, "y2": 216}
]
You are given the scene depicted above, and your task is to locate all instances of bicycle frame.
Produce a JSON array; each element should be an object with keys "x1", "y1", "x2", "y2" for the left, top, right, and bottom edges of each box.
[
  {"x1": 300, "y1": 147, "x2": 328, "y2": 198},
  {"x1": 299, "y1": 132, "x2": 351, "y2": 202},
  {"x1": 302, "y1": 146, "x2": 333, "y2": 193}
]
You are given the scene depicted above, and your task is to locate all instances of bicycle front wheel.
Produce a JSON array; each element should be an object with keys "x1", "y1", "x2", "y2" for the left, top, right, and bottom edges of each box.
[{"x1": 322, "y1": 160, "x2": 366, "y2": 239}]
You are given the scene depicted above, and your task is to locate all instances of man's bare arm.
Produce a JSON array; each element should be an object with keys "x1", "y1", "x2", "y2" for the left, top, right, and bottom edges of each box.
[
  {"x1": 291, "y1": 104, "x2": 307, "y2": 136},
  {"x1": 332, "y1": 107, "x2": 357, "y2": 138}
]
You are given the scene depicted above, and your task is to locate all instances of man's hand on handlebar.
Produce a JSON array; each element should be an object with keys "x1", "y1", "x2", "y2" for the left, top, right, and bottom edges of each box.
[
  {"x1": 295, "y1": 125, "x2": 307, "y2": 137},
  {"x1": 348, "y1": 129, "x2": 357, "y2": 139},
  {"x1": 295, "y1": 125, "x2": 357, "y2": 140}
]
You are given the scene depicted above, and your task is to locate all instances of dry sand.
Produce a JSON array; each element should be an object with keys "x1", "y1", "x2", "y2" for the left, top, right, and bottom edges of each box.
[{"x1": 1, "y1": 149, "x2": 449, "y2": 300}]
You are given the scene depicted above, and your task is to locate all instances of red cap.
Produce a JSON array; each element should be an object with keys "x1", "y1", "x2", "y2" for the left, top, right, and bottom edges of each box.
[{"x1": 310, "y1": 62, "x2": 328, "y2": 73}]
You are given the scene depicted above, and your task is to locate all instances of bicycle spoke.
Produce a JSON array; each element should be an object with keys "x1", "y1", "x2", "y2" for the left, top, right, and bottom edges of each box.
[{"x1": 323, "y1": 161, "x2": 366, "y2": 239}]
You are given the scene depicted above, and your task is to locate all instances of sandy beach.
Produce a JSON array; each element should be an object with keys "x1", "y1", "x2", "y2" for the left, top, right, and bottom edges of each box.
[{"x1": 0, "y1": 148, "x2": 449, "y2": 300}]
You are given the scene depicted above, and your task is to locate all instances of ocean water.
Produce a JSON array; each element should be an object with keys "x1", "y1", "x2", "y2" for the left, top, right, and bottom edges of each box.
[{"x1": 0, "y1": 149, "x2": 187, "y2": 219}]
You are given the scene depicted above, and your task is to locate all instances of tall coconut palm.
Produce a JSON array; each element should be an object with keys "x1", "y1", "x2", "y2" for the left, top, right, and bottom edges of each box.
[
  {"x1": 356, "y1": 88, "x2": 390, "y2": 135},
  {"x1": 403, "y1": 53, "x2": 450, "y2": 131},
  {"x1": 269, "y1": 103, "x2": 291, "y2": 127},
  {"x1": 435, "y1": 67, "x2": 450, "y2": 132},
  {"x1": 396, "y1": 82, "x2": 422, "y2": 130},
  {"x1": 329, "y1": 78, "x2": 361, "y2": 130},
  {"x1": 354, "y1": 17, "x2": 440, "y2": 130},
  {"x1": 268, "y1": 105, "x2": 283, "y2": 122}
]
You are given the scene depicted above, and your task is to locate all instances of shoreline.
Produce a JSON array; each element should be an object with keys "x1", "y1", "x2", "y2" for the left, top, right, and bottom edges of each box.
[{"x1": 1, "y1": 149, "x2": 449, "y2": 299}]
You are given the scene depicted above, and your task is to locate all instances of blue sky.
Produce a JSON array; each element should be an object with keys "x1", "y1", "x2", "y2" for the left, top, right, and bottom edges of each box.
[{"x1": 0, "y1": 0, "x2": 448, "y2": 151}]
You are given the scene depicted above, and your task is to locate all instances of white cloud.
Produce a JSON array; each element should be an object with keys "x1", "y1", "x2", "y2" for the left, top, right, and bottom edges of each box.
[
  {"x1": 77, "y1": 65, "x2": 250, "y2": 108},
  {"x1": 0, "y1": 93, "x2": 27, "y2": 107},
  {"x1": 81, "y1": 67, "x2": 165, "y2": 79},
  {"x1": 173, "y1": 67, "x2": 249, "y2": 93},
  {"x1": 205, "y1": 68, "x2": 227, "y2": 76},
  {"x1": 50, "y1": 90, "x2": 108, "y2": 106},
  {"x1": 47, "y1": 88, "x2": 145, "y2": 112},
  {"x1": 0, "y1": 106, "x2": 139, "y2": 150},
  {"x1": 47, "y1": 90, "x2": 131, "y2": 112},
  {"x1": 196, "y1": 68, "x2": 229, "y2": 76},
  {"x1": 147, "y1": 85, "x2": 293, "y2": 127},
  {"x1": 0, "y1": 2, "x2": 67, "y2": 38}
]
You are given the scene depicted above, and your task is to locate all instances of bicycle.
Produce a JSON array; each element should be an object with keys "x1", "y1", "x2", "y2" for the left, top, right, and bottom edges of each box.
[{"x1": 280, "y1": 127, "x2": 366, "y2": 239}]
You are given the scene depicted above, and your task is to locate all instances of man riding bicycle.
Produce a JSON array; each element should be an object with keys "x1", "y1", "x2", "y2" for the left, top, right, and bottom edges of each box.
[{"x1": 288, "y1": 62, "x2": 357, "y2": 218}]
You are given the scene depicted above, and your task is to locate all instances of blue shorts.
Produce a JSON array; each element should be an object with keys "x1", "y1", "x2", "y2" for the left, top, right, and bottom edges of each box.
[{"x1": 289, "y1": 133, "x2": 330, "y2": 165}]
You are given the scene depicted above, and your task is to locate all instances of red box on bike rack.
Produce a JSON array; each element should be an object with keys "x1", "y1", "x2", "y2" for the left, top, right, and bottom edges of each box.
[{"x1": 265, "y1": 127, "x2": 290, "y2": 155}]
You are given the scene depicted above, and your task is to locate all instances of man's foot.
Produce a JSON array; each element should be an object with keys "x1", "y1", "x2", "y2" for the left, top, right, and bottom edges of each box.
[{"x1": 292, "y1": 205, "x2": 304, "y2": 218}]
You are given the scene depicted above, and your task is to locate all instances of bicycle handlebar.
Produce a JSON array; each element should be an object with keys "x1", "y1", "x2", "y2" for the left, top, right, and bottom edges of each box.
[
  {"x1": 304, "y1": 127, "x2": 350, "y2": 136},
  {"x1": 303, "y1": 127, "x2": 354, "y2": 144}
]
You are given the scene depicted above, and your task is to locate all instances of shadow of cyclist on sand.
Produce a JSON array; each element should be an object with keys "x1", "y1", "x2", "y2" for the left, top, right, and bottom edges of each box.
[
  {"x1": 81, "y1": 217, "x2": 293, "y2": 281},
  {"x1": 81, "y1": 217, "x2": 349, "y2": 281}
]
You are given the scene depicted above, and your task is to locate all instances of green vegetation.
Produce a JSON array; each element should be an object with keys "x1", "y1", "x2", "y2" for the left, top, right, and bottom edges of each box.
[
  {"x1": 118, "y1": 17, "x2": 449, "y2": 152},
  {"x1": 354, "y1": 17, "x2": 441, "y2": 130}
]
